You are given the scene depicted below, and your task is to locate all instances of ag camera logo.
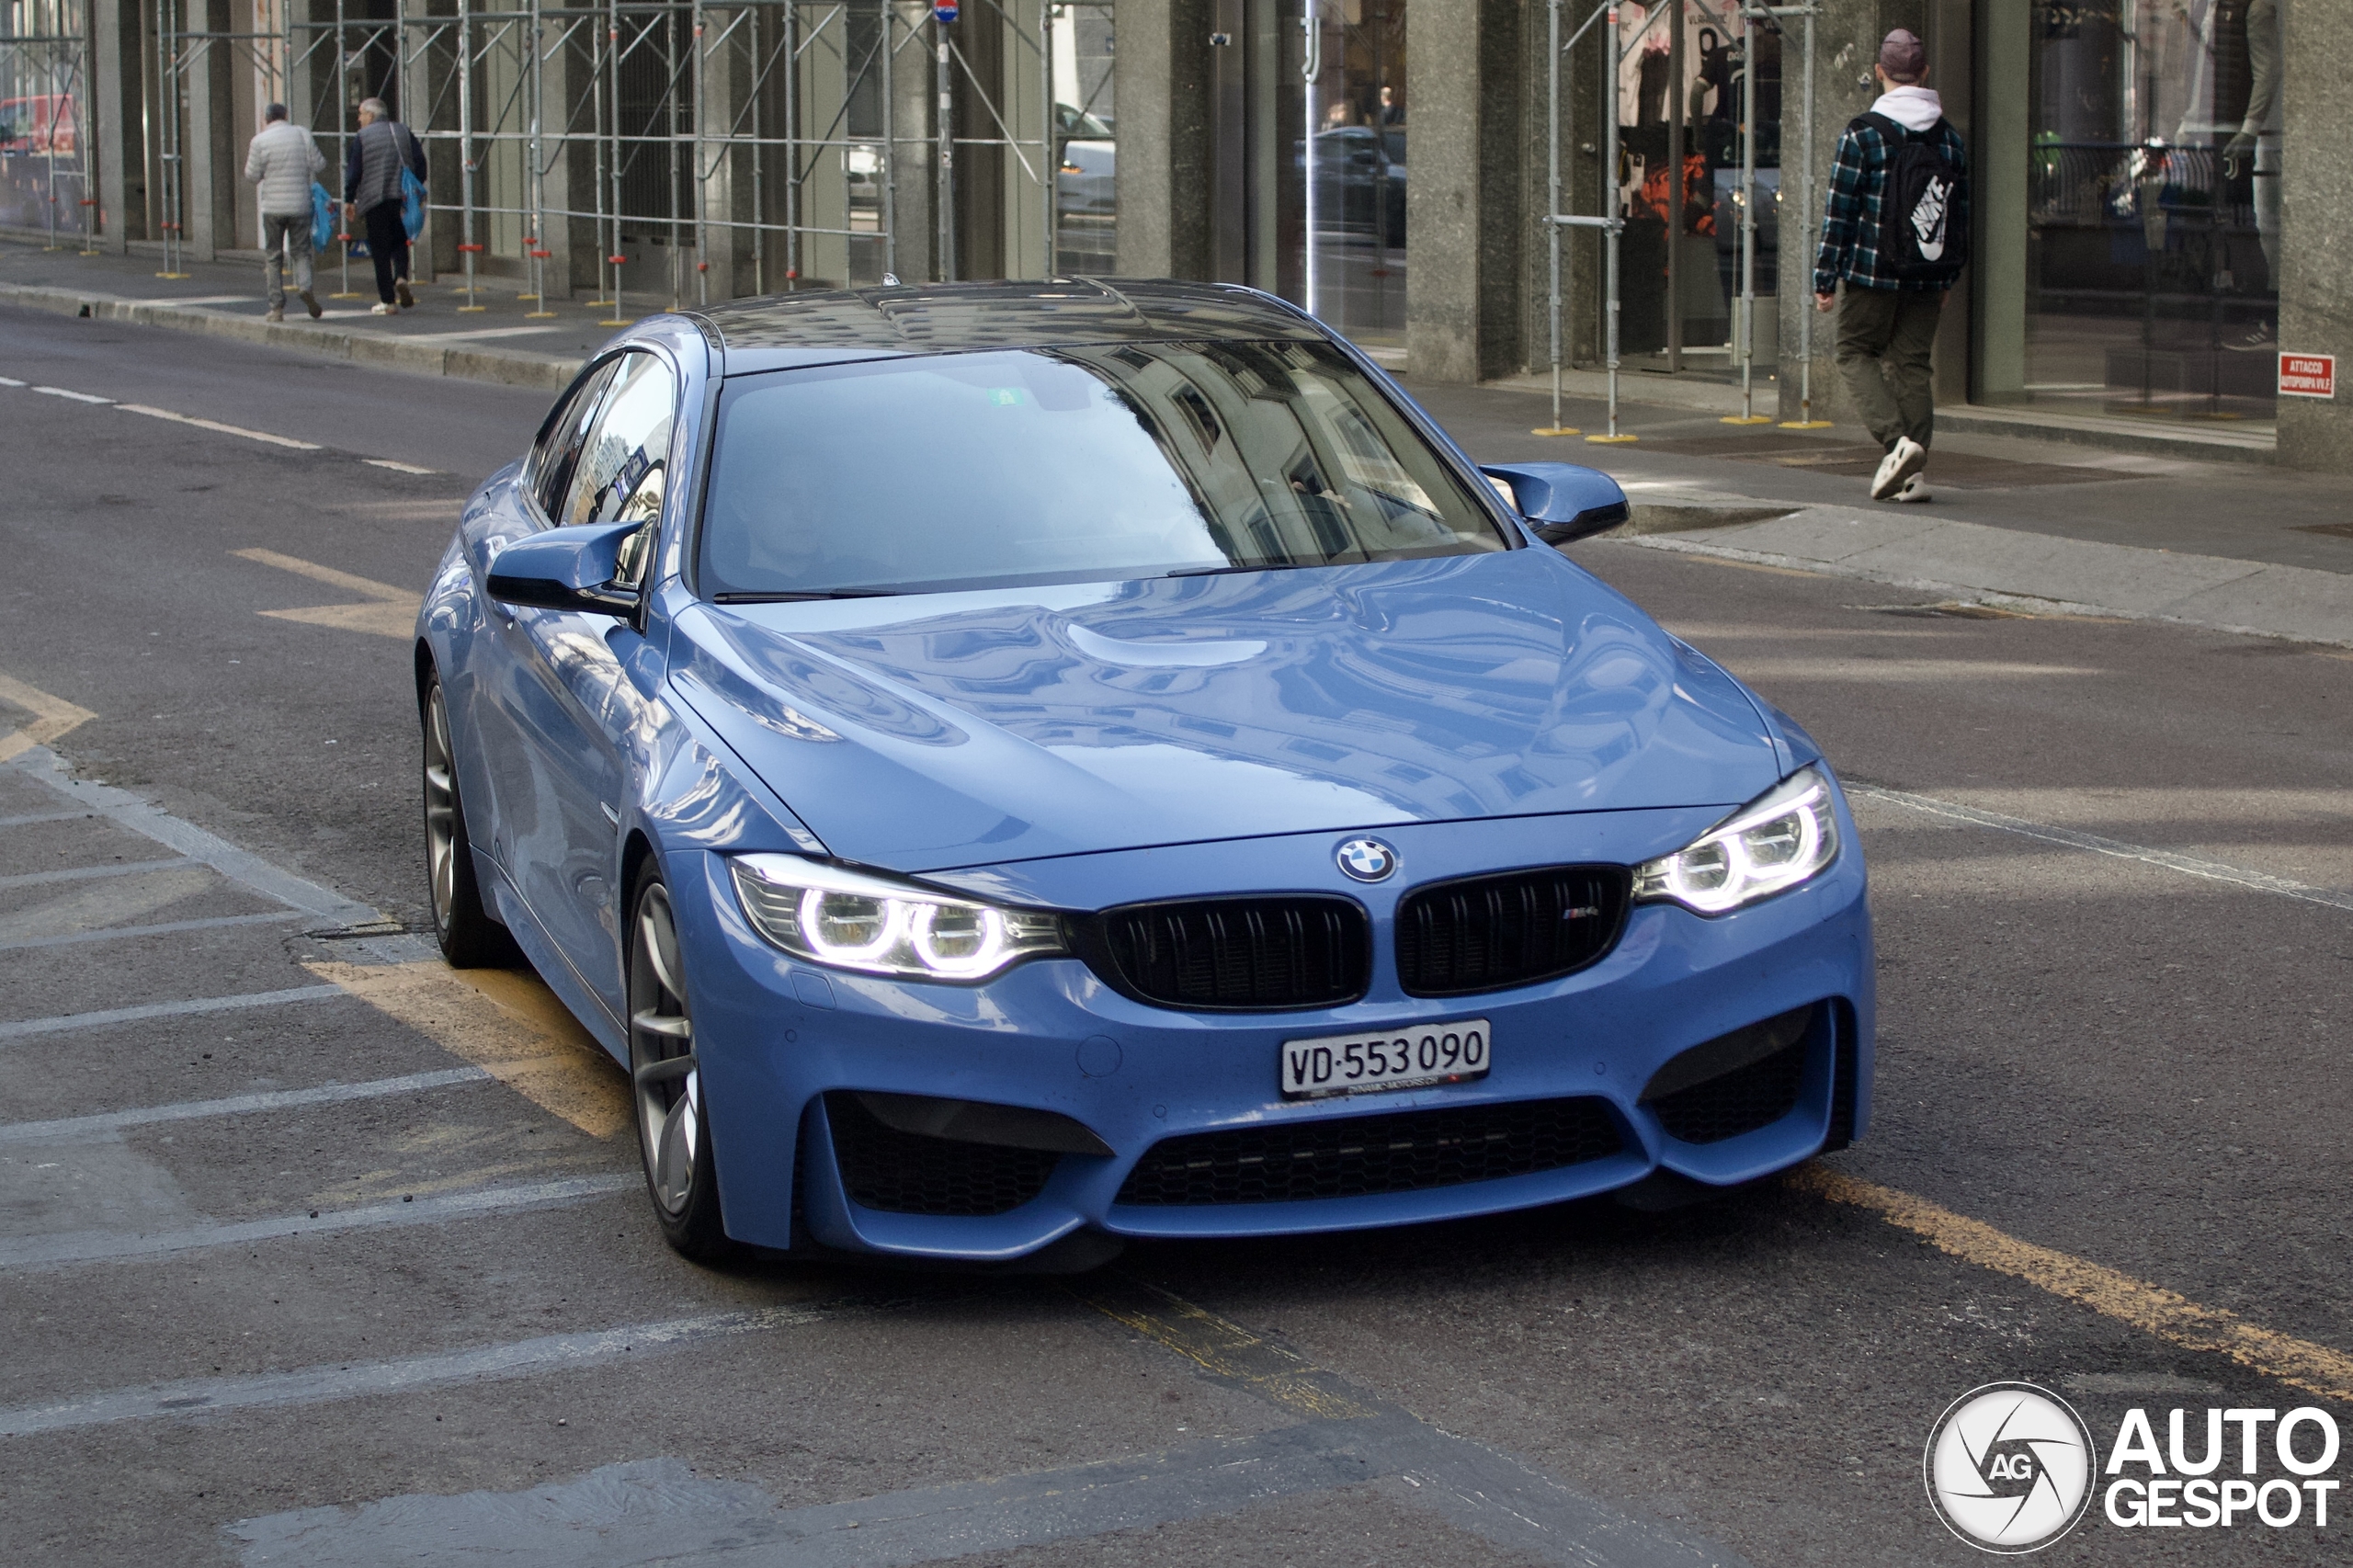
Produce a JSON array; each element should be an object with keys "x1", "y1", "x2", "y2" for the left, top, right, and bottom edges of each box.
[{"x1": 1924, "y1": 1382, "x2": 2097, "y2": 1553}]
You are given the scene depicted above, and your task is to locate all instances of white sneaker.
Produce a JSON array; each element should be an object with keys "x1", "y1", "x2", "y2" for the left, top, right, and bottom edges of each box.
[
  {"x1": 369, "y1": 302, "x2": 396, "y2": 316},
  {"x1": 1892, "y1": 473, "x2": 1932, "y2": 503},
  {"x1": 1870, "y1": 437, "x2": 1927, "y2": 500}
]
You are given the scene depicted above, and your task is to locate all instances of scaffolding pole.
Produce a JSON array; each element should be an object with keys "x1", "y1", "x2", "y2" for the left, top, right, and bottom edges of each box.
[
  {"x1": 134, "y1": 0, "x2": 1101, "y2": 312},
  {"x1": 1762, "y1": 2, "x2": 1829, "y2": 427}
]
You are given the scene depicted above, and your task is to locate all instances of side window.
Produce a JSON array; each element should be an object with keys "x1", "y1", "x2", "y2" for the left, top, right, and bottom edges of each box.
[
  {"x1": 558, "y1": 353, "x2": 677, "y2": 532},
  {"x1": 528, "y1": 359, "x2": 620, "y2": 520}
]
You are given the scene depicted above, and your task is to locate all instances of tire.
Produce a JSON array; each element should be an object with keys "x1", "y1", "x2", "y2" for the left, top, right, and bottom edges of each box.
[
  {"x1": 420, "y1": 671, "x2": 515, "y2": 969},
  {"x1": 627, "y1": 864, "x2": 734, "y2": 1261}
]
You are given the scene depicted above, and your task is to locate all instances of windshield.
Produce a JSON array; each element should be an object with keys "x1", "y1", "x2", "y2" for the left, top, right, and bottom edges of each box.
[{"x1": 696, "y1": 339, "x2": 1509, "y2": 599}]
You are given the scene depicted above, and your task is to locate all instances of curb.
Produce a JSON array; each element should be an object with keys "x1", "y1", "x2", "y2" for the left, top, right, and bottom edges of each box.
[
  {"x1": 0, "y1": 281, "x2": 581, "y2": 393},
  {"x1": 1610, "y1": 528, "x2": 2353, "y2": 652}
]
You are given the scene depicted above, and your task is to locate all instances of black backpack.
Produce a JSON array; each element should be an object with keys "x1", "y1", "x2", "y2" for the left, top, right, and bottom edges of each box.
[{"x1": 1854, "y1": 111, "x2": 1967, "y2": 279}]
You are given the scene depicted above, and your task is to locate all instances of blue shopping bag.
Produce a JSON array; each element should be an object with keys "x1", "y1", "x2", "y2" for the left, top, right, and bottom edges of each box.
[
  {"x1": 401, "y1": 165, "x2": 425, "y2": 241},
  {"x1": 310, "y1": 182, "x2": 336, "y2": 254}
]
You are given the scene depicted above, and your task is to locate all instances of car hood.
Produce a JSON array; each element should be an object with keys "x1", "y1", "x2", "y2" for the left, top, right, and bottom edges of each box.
[{"x1": 667, "y1": 551, "x2": 1780, "y2": 873}]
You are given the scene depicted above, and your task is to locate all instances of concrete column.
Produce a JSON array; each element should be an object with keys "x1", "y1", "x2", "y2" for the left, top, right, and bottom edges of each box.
[
  {"x1": 182, "y1": 0, "x2": 238, "y2": 259},
  {"x1": 1970, "y1": 0, "x2": 2027, "y2": 405},
  {"x1": 887, "y1": 0, "x2": 937, "y2": 284},
  {"x1": 1773, "y1": 0, "x2": 1884, "y2": 424},
  {"x1": 693, "y1": 6, "x2": 745, "y2": 302},
  {"x1": 1405, "y1": 0, "x2": 1523, "y2": 384},
  {"x1": 92, "y1": 0, "x2": 143, "y2": 245},
  {"x1": 2277, "y1": 0, "x2": 2353, "y2": 472},
  {"x1": 1112, "y1": 0, "x2": 1212, "y2": 279},
  {"x1": 540, "y1": 15, "x2": 594, "y2": 301}
]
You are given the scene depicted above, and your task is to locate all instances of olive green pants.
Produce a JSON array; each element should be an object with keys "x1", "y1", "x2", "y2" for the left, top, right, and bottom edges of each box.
[{"x1": 1835, "y1": 285, "x2": 1943, "y2": 450}]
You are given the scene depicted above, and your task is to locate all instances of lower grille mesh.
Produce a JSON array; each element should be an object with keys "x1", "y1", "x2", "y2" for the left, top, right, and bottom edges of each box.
[
  {"x1": 1114, "y1": 1096, "x2": 1621, "y2": 1206},
  {"x1": 1649, "y1": 1043, "x2": 1808, "y2": 1144},
  {"x1": 826, "y1": 1093, "x2": 1058, "y2": 1216}
]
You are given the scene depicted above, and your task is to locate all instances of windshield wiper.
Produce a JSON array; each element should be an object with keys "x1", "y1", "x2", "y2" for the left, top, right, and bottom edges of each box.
[{"x1": 712, "y1": 588, "x2": 900, "y2": 603}]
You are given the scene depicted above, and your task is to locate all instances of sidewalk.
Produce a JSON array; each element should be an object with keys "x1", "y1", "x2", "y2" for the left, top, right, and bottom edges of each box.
[
  {"x1": 0, "y1": 237, "x2": 620, "y2": 392},
  {"x1": 8, "y1": 237, "x2": 2351, "y2": 650}
]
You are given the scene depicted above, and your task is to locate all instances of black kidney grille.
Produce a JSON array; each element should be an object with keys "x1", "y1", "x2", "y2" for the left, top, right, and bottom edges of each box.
[
  {"x1": 1084, "y1": 896, "x2": 1370, "y2": 1011},
  {"x1": 1649, "y1": 1043, "x2": 1808, "y2": 1144},
  {"x1": 825, "y1": 1093, "x2": 1058, "y2": 1216},
  {"x1": 1395, "y1": 865, "x2": 1631, "y2": 996},
  {"x1": 1114, "y1": 1096, "x2": 1622, "y2": 1207}
]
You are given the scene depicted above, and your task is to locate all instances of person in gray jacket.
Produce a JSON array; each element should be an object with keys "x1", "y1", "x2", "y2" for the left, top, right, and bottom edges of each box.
[
  {"x1": 342, "y1": 97, "x2": 428, "y2": 315},
  {"x1": 243, "y1": 103, "x2": 324, "y2": 323}
]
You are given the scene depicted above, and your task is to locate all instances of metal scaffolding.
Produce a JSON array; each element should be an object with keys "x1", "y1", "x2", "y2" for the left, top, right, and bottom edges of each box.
[
  {"x1": 1539, "y1": 0, "x2": 1819, "y2": 441},
  {"x1": 1, "y1": 1, "x2": 97, "y2": 254},
  {"x1": 137, "y1": 0, "x2": 1111, "y2": 309}
]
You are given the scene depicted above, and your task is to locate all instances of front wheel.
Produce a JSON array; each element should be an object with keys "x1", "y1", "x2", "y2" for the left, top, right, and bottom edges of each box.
[
  {"x1": 420, "y1": 671, "x2": 513, "y2": 969},
  {"x1": 628, "y1": 868, "x2": 733, "y2": 1261}
]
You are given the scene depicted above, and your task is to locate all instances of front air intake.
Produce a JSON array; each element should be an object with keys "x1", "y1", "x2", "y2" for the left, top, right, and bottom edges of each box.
[{"x1": 1114, "y1": 1096, "x2": 1622, "y2": 1206}]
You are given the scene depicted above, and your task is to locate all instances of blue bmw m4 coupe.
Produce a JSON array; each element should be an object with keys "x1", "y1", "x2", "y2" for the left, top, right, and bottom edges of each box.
[{"x1": 416, "y1": 278, "x2": 1873, "y2": 1267}]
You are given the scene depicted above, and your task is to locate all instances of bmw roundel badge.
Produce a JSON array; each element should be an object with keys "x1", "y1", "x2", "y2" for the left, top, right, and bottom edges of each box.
[{"x1": 1335, "y1": 836, "x2": 1399, "y2": 883}]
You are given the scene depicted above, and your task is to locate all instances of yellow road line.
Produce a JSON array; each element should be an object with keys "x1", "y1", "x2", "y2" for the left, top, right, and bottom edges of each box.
[
  {"x1": 0, "y1": 670, "x2": 97, "y2": 765},
  {"x1": 1794, "y1": 1167, "x2": 2353, "y2": 1403},
  {"x1": 232, "y1": 549, "x2": 424, "y2": 641},
  {"x1": 1076, "y1": 1277, "x2": 1375, "y2": 1422},
  {"x1": 232, "y1": 548, "x2": 415, "y2": 600},
  {"x1": 307, "y1": 960, "x2": 631, "y2": 1139}
]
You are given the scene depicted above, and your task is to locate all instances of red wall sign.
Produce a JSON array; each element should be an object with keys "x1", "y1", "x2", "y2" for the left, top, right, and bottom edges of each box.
[{"x1": 2279, "y1": 353, "x2": 2336, "y2": 399}]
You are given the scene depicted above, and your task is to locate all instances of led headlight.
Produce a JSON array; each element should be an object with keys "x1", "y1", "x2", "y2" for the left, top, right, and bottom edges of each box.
[
  {"x1": 1632, "y1": 766, "x2": 1840, "y2": 915},
  {"x1": 729, "y1": 854, "x2": 1067, "y2": 982}
]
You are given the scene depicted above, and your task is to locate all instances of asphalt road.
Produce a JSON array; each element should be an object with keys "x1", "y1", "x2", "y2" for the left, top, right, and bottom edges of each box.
[{"x1": 1, "y1": 303, "x2": 2348, "y2": 1567}]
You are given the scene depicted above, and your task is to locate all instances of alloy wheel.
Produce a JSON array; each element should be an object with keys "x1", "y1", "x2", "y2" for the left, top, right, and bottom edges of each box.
[
  {"x1": 629, "y1": 883, "x2": 701, "y2": 1214},
  {"x1": 423, "y1": 685, "x2": 460, "y2": 933}
]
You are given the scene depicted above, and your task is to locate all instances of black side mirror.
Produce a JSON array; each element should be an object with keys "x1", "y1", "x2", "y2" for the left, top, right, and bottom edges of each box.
[
  {"x1": 486, "y1": 518, "x2": 643, "y2": 616},
  {"x1": 1479, "y1": 461, "x2": 1632, "y2": 546}
]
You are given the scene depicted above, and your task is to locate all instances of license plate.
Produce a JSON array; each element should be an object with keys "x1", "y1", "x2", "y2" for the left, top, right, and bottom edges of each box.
[{"x1": 1279, "y1": 1018, "x2": 1492, "y2": 1100}]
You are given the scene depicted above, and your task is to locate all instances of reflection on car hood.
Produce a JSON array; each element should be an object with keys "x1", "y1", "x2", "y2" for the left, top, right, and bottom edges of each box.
[{"x1": 668, "y1": 551, "x2": 1780, "y2": 873}]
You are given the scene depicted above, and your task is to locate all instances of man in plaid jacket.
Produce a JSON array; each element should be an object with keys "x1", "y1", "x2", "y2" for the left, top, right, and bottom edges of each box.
[{"x1": 1813, "y1": 29, "x2": 1967, "y2": 503}]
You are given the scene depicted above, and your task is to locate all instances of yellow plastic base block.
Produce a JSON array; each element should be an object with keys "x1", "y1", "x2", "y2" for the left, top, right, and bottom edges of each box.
[
  {"x1": 583, "y1": 299, "x2": 615, "y2": 309},
  {"x1": 154, "y1": 271, "x2": 191, "y2": 279},
  {"x1": 331, "y1": 291, "x2": 363, "y2": 300},
  {"x1": 1778, "y1": 419, "x2": 1835, "y2": 429},
  {"x1": 516, "y1": 293, "x2": 540, "y2": 302},
  {"x1": 1586, "y1": 433, "x2": 1640, "y2": 445},
  {"x1": 597, "y1": 319, "x2": 628, "y2": 327},
  {"x1": 456, "y1": 305, "x2": 487, "y2": 313},
  {"x1": 524, "y1": 311, "x2": 558, "y2": 320},
  {"x1": 1720, "y1": 415, "x2": 1773, "y2": 426},
  {"x1": 1530, "y1": 426, "x2": 1582, "y2": 437}
]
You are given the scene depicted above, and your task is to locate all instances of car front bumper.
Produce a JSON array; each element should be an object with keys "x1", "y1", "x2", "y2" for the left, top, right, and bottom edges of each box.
[{"x1": 675, "y1": 800, "x2": 1874, "y2": 1261}]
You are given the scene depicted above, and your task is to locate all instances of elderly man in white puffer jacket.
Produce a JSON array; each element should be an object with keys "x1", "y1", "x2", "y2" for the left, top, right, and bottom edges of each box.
[{"x1": 243, "y1": 102, "x2": 324, "y2": 323}]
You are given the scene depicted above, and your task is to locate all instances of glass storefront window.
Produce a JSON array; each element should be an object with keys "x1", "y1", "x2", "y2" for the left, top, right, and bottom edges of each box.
[
  {"x1": 1613, "y1": 0, "x2": 1779, "y2": 377},
  {"x1": 1051, "y1": 3, "x2": 1117, "y2": 274},
  {"x1": 1303, "y1": 0, "x2": 1406, "y2": 347},
  {"x1": 2018, "y1": 0, "x2": 2283, "y2": 426}
]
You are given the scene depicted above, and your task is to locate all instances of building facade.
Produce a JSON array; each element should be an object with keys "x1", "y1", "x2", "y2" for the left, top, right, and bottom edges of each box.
[{"x1": 8, "y1": 0, "x2": 2348, "y2": 469}]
